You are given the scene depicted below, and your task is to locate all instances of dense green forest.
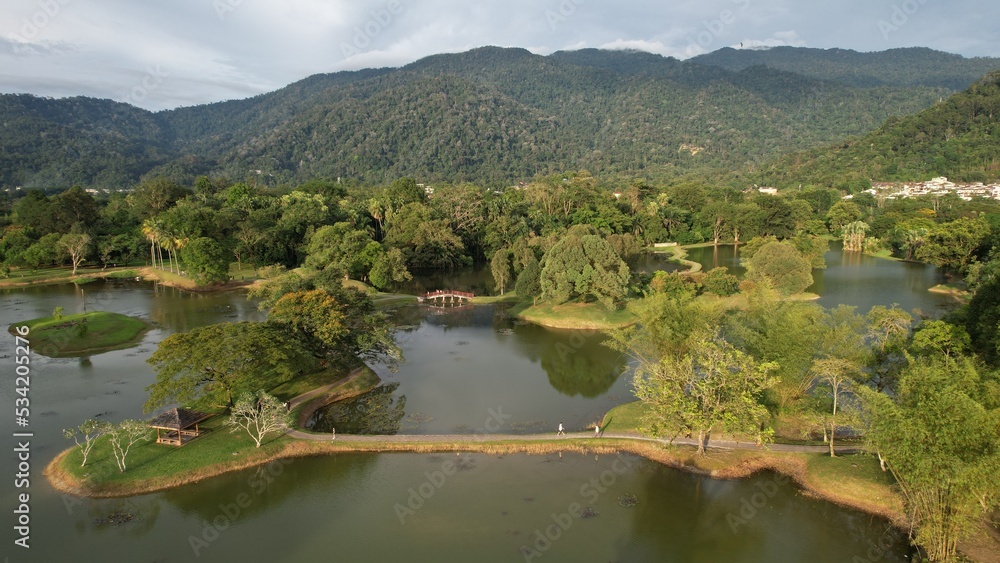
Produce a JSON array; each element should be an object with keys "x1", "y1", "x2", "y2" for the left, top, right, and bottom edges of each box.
[
  {"x1": 7, "y1": 45, "x2": 1000, "y2": 563},
  {"x1": 757, "y1": 71, "x2": 1000, "y2": 188},
  {"x1": 692, "y1": 46, "x2": 1000, "y2": 90},
  {"x1": 3, "y1": 46, "x2": 997, "y2": 190}
]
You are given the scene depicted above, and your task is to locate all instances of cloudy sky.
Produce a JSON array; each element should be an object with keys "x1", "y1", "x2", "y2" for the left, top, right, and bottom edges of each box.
[{"x1": 2, "y1": 0, "x2": 998, "y2": 111}]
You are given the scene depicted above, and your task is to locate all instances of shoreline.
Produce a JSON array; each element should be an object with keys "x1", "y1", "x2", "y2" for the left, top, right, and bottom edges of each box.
[
  {"x1": 0, "y1": 266, "x2": 252, "y2": 293},
  {"x1": 657, "y1": 244, "x2": 703, "y2": 273},
  {"x1": 8, "y1": 311, "x2": 152, "y2": 358},
  {"x1": 44, "y1": 434, "x2": 906, "y2": 529}
]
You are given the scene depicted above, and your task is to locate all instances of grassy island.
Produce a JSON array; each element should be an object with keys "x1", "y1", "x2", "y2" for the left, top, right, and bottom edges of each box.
[
  {"x1": 45, "y1": 417, "x2": 906, "y2": 534},
  {"x1": 11, "y1": 311, "x2": 149, "y2": 357},
  {"x1": 511, "y1": 301, "x2": 636, "y2": 329}
]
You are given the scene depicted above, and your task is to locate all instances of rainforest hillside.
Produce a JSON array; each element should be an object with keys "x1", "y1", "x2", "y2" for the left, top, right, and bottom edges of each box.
[{"x1": 1, "y1": 46, "x2": 998, "y2": 189}]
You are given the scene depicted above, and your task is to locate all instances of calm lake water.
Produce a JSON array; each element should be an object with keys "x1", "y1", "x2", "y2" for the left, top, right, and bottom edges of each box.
[
  {"x1": 0, "y1": 258, "x2": 929, "y2": 561},
  {"x1": 685, "y1": 242, "x2": 954, "y2": 316}
]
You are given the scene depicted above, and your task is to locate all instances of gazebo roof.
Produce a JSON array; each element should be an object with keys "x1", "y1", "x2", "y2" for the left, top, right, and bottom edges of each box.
[{"x1": 148, "y1": 407, "x2": 213, "y2": 430}]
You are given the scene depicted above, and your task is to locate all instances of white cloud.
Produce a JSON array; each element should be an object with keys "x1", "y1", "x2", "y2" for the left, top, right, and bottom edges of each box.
[
  {"x1": 0, "y1": 0, "x2": 997, "y2": 109},
  {"x1": 737, "y1": 30, "x2": 807, "y2": 50},
  {"x1": 599, "y1": 38, "x2": 670, "y2": 55}
]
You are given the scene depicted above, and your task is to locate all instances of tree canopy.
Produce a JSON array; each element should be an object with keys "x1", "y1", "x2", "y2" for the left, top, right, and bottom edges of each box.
[
  {"x1": 539, "y1": 228, "x2": 630, "y2": 307},
  {"x1": 145, "y1": 321, "x2": 315, "y2": 411},
  {"x1": 745, "y1": 240, "x2": 814, "y2": 296}
]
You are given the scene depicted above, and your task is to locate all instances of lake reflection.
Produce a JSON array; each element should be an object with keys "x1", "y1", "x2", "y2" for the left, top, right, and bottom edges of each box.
[
  {"x1": 366, "y1": 303, "x2": 631, "y2": 434},
  {"x1": 0, "y1": 277, "x2": 916, "y2": 563},
  {"x1": 685, "y1": 243, "x2": 954, "y2": 315}
]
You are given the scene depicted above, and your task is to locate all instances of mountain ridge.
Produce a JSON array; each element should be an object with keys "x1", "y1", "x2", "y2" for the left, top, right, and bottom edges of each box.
[{"x1": 2, "y1": 46, "x2": 998, "y2": 189}]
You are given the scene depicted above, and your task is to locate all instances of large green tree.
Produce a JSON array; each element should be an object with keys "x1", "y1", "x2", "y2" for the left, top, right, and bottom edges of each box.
[
  {"x1": 539, "y1": 228, "x2": 630, "y2": 307},
  {"x1": 57, "y1": 232, "x2": 91, "y2": 275},
  {"x1": 304, "y1": 222, "x2": 374, "y2": 278},
  {"x1": 916, "y1": 217, "x2": 990, "y2": 272},
  {"x1": 255, "y1": 271, "x2": 401, "y2": 365},
  {"x1": 630, "y1": 330, "x2": 777, "y2": 455},
  {"x1": 368, "y1": 247, "x2": 412, "y2": 290},
  {"x1": 490, "y1": 247, "x2": 512, "y2": 295},
  {"x1": 725, "y1": 284, "x2": 825, "y2": 407},
  {"x1": 145, "y1": 322, "x2": 315, "y2": 411},
  {"x1": 514, "y1": 255, "x2": 542, "y2": 302},
  {"x1": 182, "y1": 237, "x2": 229, "y2": 284},
  {"x1": 857, "y1": 356, "x2": 1000, "y2": 561},
  {"x1": 383, "y1": 202, "x2": 468, "y2": 269},
  {"x1": 745, "y1": 240, "x2": 814, "y2": 296}
]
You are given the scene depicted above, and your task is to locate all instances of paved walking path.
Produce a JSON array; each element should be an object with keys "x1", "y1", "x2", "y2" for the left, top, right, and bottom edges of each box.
[
  {"x1": 285, "y1": 372, "x2": 856, "y2": 454},
  {"x1": 285, "y1": 427, "x2": 858, "y2": 454}
]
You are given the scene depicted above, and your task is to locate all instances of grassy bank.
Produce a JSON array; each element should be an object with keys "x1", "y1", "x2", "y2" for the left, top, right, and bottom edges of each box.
[
  {"x1": 9, "y1": 311, "x2": 149, "y2": 357},
  {"x1": 662, "y1": 245, "x2": 703, "y2": 273},
  {"x1": 45, "y1": 429, "x2": 904, "y2": 531},
  {"x1": 512, "y1": 300, "x2": 636, "y2": 329},
  {"x1": 47, "y1": 360, "x2": 377, "y2": 497},
  {"x1": 0, "y1": 265, "x2": 146, "y2": 288},
  {"x1": 601, "y1": 400, "x2": 904, "y2": 525},
  {"x1": 929, "y1": 283, "x2": 970, "y2": 300},
  {"x1": 470, "y1": 292, "x2": 523, "y2": 304}
]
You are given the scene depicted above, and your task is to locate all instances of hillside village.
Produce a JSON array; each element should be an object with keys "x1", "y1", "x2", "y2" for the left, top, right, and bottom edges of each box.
[{"x1": 861, "y1": 177, "x2": 1000, "y2": 201}]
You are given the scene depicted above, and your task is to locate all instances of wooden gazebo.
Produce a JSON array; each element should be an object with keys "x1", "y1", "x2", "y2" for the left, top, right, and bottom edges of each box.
[{"x1": 148, "y1": 408, "x2": 213, "y2": 446}]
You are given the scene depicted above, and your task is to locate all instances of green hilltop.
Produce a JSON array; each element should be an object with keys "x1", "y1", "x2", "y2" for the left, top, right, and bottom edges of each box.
[
  {"x1": 756, "y1": 70, "x2": 1000, "y2": 189},
  {"x1": 3, "y1": 46, "x2": 998, "y2": 190}
]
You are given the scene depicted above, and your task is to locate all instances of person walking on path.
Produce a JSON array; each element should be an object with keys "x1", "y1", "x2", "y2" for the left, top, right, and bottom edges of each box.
[
  {"x1": 557, "y1": 422, "x2": 565, "y2": 436},
  {"x1": 331, "y1": 427, "x2": 336, "y2": 441},
  {"x1": 594, "y1": 424, "x2": 600, "y2": 438}
]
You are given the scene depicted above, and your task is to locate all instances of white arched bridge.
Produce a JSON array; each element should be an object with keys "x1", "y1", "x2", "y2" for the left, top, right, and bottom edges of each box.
[{"x1": 418, "y1": 289, "x2": 475, "y2": 303}]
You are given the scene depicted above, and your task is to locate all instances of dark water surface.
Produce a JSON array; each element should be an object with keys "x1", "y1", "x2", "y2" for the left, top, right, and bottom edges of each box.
[
  {"x1": 0, "y1": 274, "x2": 921, "y2": 562},
  {"x1": 685, "y1": 243, "x2": 953, "y2": 315}
]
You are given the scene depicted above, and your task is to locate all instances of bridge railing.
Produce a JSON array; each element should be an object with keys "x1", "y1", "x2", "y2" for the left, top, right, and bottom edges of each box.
[{"x1": 421, "y1": 290, "x2": 475, "y2": 300}]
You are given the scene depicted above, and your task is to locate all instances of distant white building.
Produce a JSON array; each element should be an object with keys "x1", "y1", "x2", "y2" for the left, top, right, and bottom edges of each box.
[{"x1": 864, "y1": 177, "x2": 1000, "y2": 202}]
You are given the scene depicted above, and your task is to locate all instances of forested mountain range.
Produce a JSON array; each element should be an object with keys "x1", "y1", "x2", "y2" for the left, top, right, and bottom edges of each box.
[
  {"x1": 2, "y1": 46, "x2": 998, "y2": 189},
  {"x1": 756, "y1": 70, "x2": 1000, "y2": 189},
  {"x1": 691, "y1": 46, "x2": 1000, "y2": 90}
]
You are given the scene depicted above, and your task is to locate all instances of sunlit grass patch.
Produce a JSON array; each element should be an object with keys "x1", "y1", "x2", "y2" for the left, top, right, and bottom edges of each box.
[{"x1": 12, "y1": 311, "x2": 148, "y2": 357}]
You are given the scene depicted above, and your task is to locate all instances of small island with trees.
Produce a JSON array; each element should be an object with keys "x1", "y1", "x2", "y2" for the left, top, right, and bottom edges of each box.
[
  {"x1": 12, "y1": 61, "x2": 1000, "y2": 563},
  {"x1": 10, "y1": 309, "x2": 149, "y2": 357}
]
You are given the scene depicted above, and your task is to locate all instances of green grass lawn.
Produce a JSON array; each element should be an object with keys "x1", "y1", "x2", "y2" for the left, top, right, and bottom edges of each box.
[
  {"x1": 471, "y1": 292, "x2": 524, "y2": 304},
  {"x1": 104, "y1": 269, "x2": 140, "y2": 279},
  {"x1": 59, "y1": 415, "x2": 290, "y2": 492},
  {"x1": 662, "y1": 245, "x2": 703, "y2": 273},
  {"x1": 268, "y1": 362, "x2": 377, "y2": 401},
  {"x1": 0, "y1": 265, "x2": 147, "y2": 287},
  {"x1": 143, "y1": 267, "x2": 199, "y2": 288},
  {"x1": 371, "y1": 293, "x2": 419, "y2": 307},
  {"x1": 603, "y1": 400, "x2": 647, "y2": 433},
  {"x1": 1, "y1": 267, "x2": 77, "y2": 284},
  {"x1": 512, "y1": 300, "x2": 636, "y2": 329},
  {"x1": 11, "y1": 311, "x2": 149, "y2": 357},
  {"x1": 229, "y1": 262, "x2": 260, "y2": 281},
  {"x1": 339, "y1": 278, "x2": 418, "y2": 307},
  {"x1": 342, "y1": 278, "x2": 376, "y2": 293}
]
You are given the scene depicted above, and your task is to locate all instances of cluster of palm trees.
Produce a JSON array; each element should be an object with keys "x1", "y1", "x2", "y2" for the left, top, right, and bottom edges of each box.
[
  {"x1": 899, "y1": 227, "x2": 929, "y2": 261},
  {"x1": 140, "y1": 218, "x2": 190, "y2": 274},
  {"x1": 842, "y1": 220, "x2": 870, "y2": 252}
]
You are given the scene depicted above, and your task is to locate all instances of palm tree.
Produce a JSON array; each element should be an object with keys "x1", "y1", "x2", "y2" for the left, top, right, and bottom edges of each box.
[
  {"x1": 159, "y1": 229, "x2": 175, "y2": 273},
  {"x1": 900, "y1": 227, "x2": 928, "y2": 261},
  {"x1": 172, "y1": 233, "x2": 190, "y2": 274},
  {"x1": 141, "y1": 218, "x2": 165, "y2": 270},
  {"x1": 842, "y1": 221, "x2": 870, "y2": 252}
]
